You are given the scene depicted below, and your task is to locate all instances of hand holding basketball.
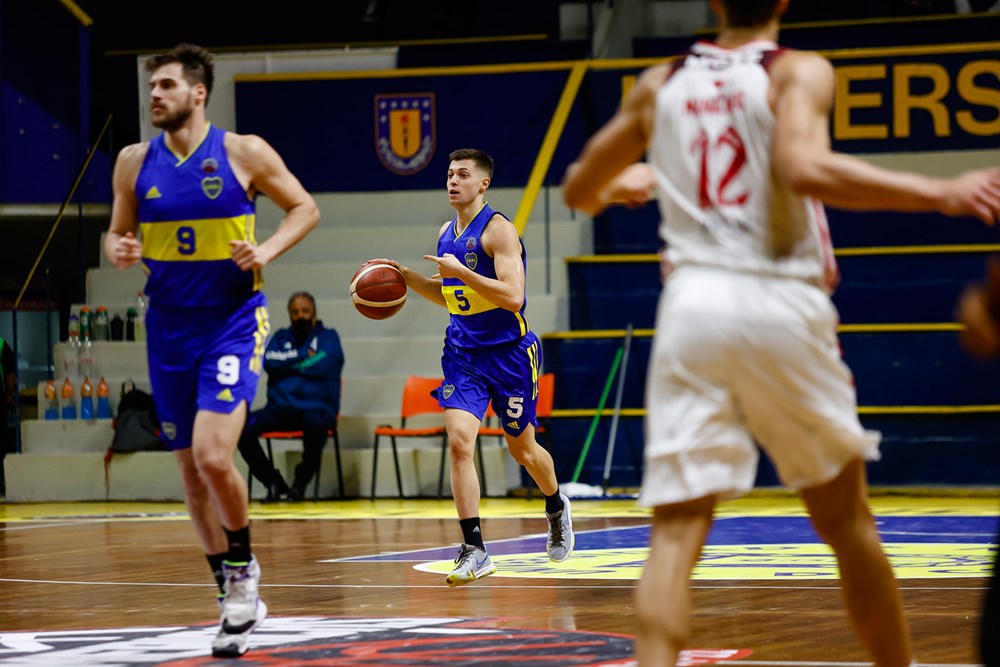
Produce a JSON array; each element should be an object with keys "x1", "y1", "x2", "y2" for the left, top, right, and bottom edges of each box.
[{"x1": 350, "y1": 260, "x2": 407, "y2": 320}]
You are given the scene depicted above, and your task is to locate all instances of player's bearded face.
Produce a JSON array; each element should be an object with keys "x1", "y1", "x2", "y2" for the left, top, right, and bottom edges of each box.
[{"x1": 151, "y1": 93, "x2": 195, "y2": 132}]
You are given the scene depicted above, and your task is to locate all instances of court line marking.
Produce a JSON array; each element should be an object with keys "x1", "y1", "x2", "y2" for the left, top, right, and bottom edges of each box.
[{"x1": 0, "y1": 577, "x2": 987, "y2": 591}]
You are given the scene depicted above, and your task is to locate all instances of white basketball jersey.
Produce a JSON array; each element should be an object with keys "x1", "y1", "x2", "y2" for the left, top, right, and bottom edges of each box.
[{"x1": 650, "y1": 40, "x2": 838, "y2": 291}]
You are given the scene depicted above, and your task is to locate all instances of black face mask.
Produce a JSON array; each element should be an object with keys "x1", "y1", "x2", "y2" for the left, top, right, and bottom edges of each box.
[{"x1": 291, "y1": 319, "x2": 313, "y2": 341}]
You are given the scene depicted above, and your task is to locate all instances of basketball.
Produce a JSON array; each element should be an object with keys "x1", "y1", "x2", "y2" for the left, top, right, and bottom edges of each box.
[{"x1": 350, "y1": 261, "x2": 407, "y2": 319}]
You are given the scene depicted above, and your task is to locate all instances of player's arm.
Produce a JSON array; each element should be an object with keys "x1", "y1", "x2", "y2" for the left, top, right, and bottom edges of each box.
[
  {"x1": 371, "y1": 224, "x2": 449, "y2": 308},
  {"x1": 104, "y1": 143, "x2": 147, "y2": 269},
  {"x1": 227, "y1": 133, "x2": 320, "y2": 270},
  {"x1": 771, "y1": 51, "x2": 1000, "y2": 225},
  {"x1": 562, "y1": 64, "x2": 666, "y2": 216},
  {"x1": 425, "y1": 214, "x2": 525, "y2": 313}
]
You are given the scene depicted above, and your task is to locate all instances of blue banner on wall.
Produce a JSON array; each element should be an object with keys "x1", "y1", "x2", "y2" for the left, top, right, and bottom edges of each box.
[
  {"x1": 235, "y1": 43, "x2": 998, "y2": 193},
  {"x1": 235, "y1": 66, "x2": 571, "y2": 192}
]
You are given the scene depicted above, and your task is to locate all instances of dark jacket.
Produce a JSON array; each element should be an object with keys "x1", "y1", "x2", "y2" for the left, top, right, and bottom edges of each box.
[{"x1": 263, "y1": 321, "x2": 344, "y2": 421}]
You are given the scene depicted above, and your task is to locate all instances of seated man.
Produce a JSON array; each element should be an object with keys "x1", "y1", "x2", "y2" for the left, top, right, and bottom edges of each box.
[{"x1": 238, "y1": 291, "x2": 344, "y2": 501}]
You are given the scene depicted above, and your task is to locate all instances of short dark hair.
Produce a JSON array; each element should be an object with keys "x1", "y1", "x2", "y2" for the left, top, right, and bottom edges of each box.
[
  {"x1": 288, "y1": 291, "x2": 316, "y2": 310},
  {"x1": 720, "y1": 0, "x2": 782, "y2": 27},
  {"x1": 449, "y1": 148, "x2": 494, "y2": 180},
  {"x1": 146, "y1": 43, "x2": 215, "y2": 104}
]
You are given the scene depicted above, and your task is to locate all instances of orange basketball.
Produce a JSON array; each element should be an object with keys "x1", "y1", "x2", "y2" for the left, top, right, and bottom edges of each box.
[{"x1": 350, "y1": 261, "x2": 407, "y2": 319}]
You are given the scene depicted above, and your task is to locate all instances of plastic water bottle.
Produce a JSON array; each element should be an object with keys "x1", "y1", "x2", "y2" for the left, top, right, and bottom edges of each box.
[
  {"x1": 78, "y1": 334, "x2": 95, "y2": 381},
  {"x1": 60, "y1": 378, "x2": 76, "y2": 420},
  {"x1": 135, "y1": 292, "x2": 147, "y2": 341},
  {"x1": 65, "y1": 314, "x2": 81, "y2": 380},
  {"x1": 79, "y1": 305, "x2": 93, "y2": 341},
  {"x1": 43, "y1": 379, "x2": 59, "y2": 420},
  {"x1": 93, "y1": 306, "x2": 110, "y2": 341},
  {"x1": 96, "y1": 376, "x2": 111, "y2": 419},
  {"x1": 80, "y1": 376, "x2": 94, "y2": 420}
]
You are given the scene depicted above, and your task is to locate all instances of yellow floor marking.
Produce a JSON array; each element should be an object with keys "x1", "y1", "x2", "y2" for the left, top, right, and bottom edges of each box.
[{"x1": 1, "y1": 490, "x2": 995, "y2": 522}]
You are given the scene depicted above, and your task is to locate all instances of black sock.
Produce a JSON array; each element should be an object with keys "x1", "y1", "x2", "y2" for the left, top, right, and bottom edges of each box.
[
  {"x1": 544, "y1": 491, "x2": 564, "y2": 515},
  {"x1": 224, "y1": 526, "x2": 252, "y2": 564},
  {"x1": 459, "y1": 517, "x2": 485, "y2": 550},
  {"x1": 207, "y1": 552, "x2": 226, "y2": 593}
]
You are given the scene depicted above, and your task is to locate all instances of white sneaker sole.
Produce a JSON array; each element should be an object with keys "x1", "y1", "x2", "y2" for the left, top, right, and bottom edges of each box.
[{"x1": 212, "y1": 599, "x2": 268, "y2": 658}]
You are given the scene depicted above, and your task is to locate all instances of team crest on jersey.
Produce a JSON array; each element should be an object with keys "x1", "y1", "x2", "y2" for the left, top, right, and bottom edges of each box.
[
  {"x1": 161, "y1": 422, "x2": 177, "y2": 441},
  {"x1": 201, "y1": 157, "x2": 218, "y2": 173},
  {"x1": 464, "y1": 253, "x2": 478, "y2": 270},
  {"x1": 375, "y1": 93, "x2": 436, "y2": 175},
  {"x1": 442, "y1": 384, "x2": 455, "y2": 399},
  {"x1": 201, "y1": 176, "x2": 223, "y2": 199}
]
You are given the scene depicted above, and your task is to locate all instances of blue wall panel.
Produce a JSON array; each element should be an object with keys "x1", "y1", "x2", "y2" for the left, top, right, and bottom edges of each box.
[
  {"x1": 235, "y1": 70, "x2": 571, "y2": 193},
  {"x1": 544, "y1": 331, "x2": 1000, "y2": 409}
]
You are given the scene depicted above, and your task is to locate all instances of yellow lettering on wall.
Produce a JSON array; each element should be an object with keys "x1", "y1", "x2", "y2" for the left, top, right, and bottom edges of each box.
[
  {"x1": 834, "y1": 65, "x2": 889, "y2": 140},
  {"x1": 893, "y1": 64, "x2": 950, "y2": 138},
  {"x1": 622, "y1": 75, "x2": 636, "y2": 106},
  {"x1": 956, "y1": 60, "x2": 1000, "y2": 137}
]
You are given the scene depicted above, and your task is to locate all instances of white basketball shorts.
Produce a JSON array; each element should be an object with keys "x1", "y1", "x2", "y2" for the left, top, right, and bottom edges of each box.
[{"x1": 639, "y1": 265, "x2": 880, "y2": 508}]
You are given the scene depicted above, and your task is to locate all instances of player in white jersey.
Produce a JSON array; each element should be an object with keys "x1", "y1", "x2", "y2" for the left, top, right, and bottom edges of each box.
[{"x1": 563, "y1": 1, "x2": 1000, "y2": 666}]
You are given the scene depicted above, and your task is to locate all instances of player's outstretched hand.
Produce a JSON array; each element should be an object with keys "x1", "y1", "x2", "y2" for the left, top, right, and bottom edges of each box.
[
  {"x1": 423, "y1": 253, "x2": 464, "y2": 279},
  {"x1": 942, "y1": 167, "x2": 1000, "y2": 226}
]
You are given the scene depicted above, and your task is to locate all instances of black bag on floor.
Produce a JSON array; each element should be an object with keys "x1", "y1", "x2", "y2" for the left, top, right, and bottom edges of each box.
[{"x1": 110, "y1": 383, "x2": 163, "y2": 452}]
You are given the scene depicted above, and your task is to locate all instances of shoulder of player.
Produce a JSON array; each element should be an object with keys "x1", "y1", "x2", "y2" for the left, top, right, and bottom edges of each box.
[
  {"x1": 115, "y1": 142, "x2": 149, "y2": 170},
  {"x1": 633, "y1": 62, "x2": 673, "y2": 97},
  {"x1": 769, "y1": 49, "x2": 833, "y2": 86},
  {"x1": 223, "y1": 132, "x2": 276, "y2": 165},
  {"x1": 482, "y1": 212, "x2": 519, "y2": 247}
]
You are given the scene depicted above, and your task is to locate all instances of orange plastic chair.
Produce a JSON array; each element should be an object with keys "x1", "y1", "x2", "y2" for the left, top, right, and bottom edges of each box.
[
  {"x1": 371, "y1": 376, "x2": 446, "y2": 498},
  {"x1": 477, "y1": 372, "x2": 555, "y2": 496}
]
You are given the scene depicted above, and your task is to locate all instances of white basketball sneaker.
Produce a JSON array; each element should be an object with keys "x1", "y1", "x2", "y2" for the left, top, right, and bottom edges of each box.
[{"x1": 212, "y1": 556, "x2": 268, "y2": 658}]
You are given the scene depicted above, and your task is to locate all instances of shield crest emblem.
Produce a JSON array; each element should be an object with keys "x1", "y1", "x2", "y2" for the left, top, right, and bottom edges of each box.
[
  {"x1": 464, "y1": 252, "x2": 478, "y2": 270},
  {"x1": 375, "y1": 93, "x2": 436, "y2": 175},
  {"x1": 202, "y1": 176, "x2": 223, "y2": 199},
  {"x1": 442, "y1": 384, "x2": 455, "y2": 399}
]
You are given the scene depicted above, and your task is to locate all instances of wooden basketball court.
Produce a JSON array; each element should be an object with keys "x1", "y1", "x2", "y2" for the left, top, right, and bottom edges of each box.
[{"x1": 0, "y1": 493, "x2": 994, "y2": 666}]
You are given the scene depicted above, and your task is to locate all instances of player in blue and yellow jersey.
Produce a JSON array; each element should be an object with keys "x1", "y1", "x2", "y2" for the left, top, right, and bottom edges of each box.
[
  {"x1": 104, "y1": 43, "x2": 319, "y2": 658},
  {"x1": 378, "y1": 148, "x2": 575, "y2": 586}
]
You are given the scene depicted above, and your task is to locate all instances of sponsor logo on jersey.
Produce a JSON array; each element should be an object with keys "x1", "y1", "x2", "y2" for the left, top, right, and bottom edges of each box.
[
  {"x1": 144, "y1": 186, "x2": 162, "y2": 199},
  {"x1": 375, "y1": 93, "x2": 436, "y2": 175},
  {"x1": 215, "y1": 388, "x2": 235, "y2": 403},
  {"x1": 201, "y1": 156, "x2": 218, "y2": 173}
]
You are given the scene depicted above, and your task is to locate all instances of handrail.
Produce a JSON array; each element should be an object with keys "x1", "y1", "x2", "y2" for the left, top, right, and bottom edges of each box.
[
  {"x1": 512, "y1": 62, "x2": 587, "y2": 236},
  {"x1": 15, "y1": 113, "x2": 113, "y2": 309}
]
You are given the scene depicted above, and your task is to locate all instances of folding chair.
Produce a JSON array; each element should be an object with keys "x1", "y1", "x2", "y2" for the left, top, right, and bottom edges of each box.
[
  {"x1": 477, "y1": 372, "x2": 555, "y2": 497},
  {"x1": 247, "y1": 423, "x2": 343, "y2": 500},
  {"x1": 371, "y1": 376, "x2": 446, "y2": 498}
]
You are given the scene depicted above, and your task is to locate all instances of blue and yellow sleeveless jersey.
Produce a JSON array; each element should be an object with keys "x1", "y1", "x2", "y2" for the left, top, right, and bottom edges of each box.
[
  {"x1": 135, "y1": 123, "x2": 260, "y2": 308},
  {"x1": 438, "y1": 202, "x2": 529, "y2": 348}
]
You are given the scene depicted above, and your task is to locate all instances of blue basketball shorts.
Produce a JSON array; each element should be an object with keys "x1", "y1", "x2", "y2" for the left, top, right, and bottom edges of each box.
[
  {"x1": 146, "y1": 292, "x2": 270, "y2": 450},
  {"x1": 437, "y1": 330, "x2": 542, "y2": 436}
]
